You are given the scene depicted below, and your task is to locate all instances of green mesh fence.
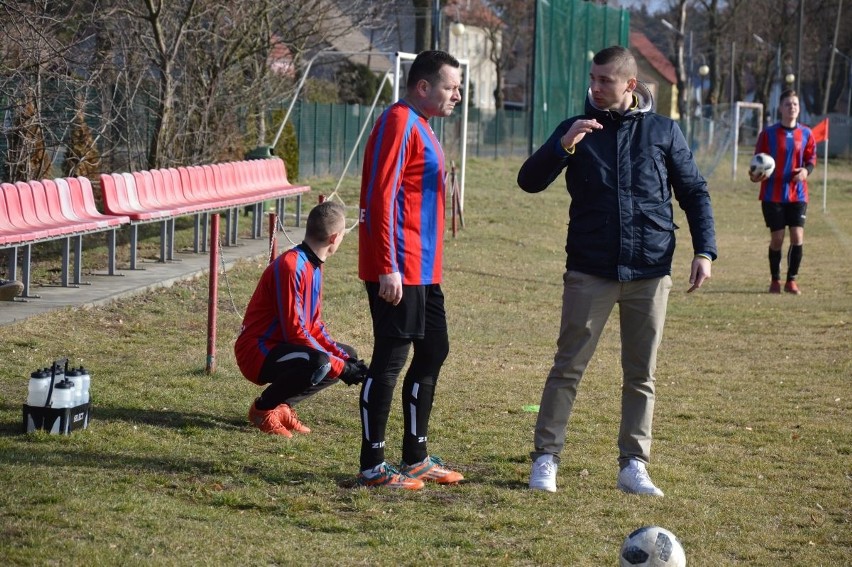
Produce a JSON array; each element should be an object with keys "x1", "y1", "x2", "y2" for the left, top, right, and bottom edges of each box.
[
  {"x1": 289, "y1": 101, "x2": 531, "y2": 180},
  {"x1": 532, "y1": 0, "x2": 630, "y2": 149}
]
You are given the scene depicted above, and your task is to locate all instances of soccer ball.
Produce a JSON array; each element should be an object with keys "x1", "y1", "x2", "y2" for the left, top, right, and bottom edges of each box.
[
  {"x1": 620, "y1": 526, "x2": 686, "y2": 567},
  {"x1": 749, "y1": 153, "x2": 776, "y2": 178}
]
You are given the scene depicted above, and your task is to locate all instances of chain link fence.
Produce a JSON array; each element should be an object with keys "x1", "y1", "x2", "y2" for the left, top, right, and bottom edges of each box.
[{"x1": 288, "y1": 101, "x2": 531, "y2": 181}]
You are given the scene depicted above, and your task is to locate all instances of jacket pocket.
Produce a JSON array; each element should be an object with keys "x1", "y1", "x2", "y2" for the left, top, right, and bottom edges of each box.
[
  {"x1": 567, "y1": 212, "x2": 617, "y2": 267},
  {"x1": 638, "y1": 206, "x2": 677, "y2": 266}
]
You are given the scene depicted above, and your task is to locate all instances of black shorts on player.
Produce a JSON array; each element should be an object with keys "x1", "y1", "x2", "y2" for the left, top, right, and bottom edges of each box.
[
  {"x1": 762, "y1": 201, "x2": 807, "y2": 231},
  {"x1": 365, "y1": 282, "x2": 447, "y2": 339}
]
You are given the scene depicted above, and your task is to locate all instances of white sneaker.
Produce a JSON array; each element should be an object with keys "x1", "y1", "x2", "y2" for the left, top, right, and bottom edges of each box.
[
  {"x1": 529, "y1": 454, "x2": 557, "y2": 492},
  {"x1": 617, "y1": 459, "x2": 664, "y2": 497}
]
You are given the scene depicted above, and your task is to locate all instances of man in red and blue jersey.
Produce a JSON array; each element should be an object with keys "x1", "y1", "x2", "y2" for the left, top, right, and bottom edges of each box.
[
  {"x1": 235, "y1": 201, "x2": 368, "y2": 438},
  {"x1": 356, "y1": 50, "x2": 464, "y2": 490},
  {"x1": 751, "y1": 89, "x2": 816, "y2": 295}
]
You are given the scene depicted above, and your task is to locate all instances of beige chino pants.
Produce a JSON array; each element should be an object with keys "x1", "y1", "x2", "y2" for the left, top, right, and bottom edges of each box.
[{"x1": 532, "y1": 271, "x2": 672, "y2": 466}]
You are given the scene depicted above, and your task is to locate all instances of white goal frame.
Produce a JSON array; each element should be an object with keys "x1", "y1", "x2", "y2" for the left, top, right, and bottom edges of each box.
[{"x1": 731, "y1": 101, "x2": 764, "y2": 180}]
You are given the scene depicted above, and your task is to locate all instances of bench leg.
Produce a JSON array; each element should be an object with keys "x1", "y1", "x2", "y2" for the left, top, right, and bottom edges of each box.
[
  {"x1": 72, "y1": 235, "x2": 85, "y2": 286},
  {"x1": 6, "y1": 248, "x2": 17, "y2": 282},
  {"x1": 4, "y1": 247, "x2": 34, "y2": 301},
  {"x1": 21, "y1": 244, "x2": 38, "y2": 299},
  {"x1": 159, "y1": 220, "x2": 167, "y2": 262},
  {"x1": 49, "y1": 238, "x2": 84, "y2": 288},
  {"x1": 202, "y1": 212, "x2": 209, "y2": 253},
  {"x1": 231, "y1": 208, "x2": 239, "y2": 245},
  {"x1": 130, "y1": 225, "x2": 140, "y2": 270},
  {"x1": 295, "y1": 194, "x2": 303, "y2": 227},
  {"x1": 168, "y1": 218, "x2": 176, "y2": 261},
  {"x1": 60, "y1": 238, "x2": 70, "y2": 287},
  {"x1": 253, "y1": 203, "x2": 263, "y2": 238},
  {"x1": 193, "y1": 214, "x2": 201, "y2": 253},
  {"x1": 107, "y1": 229, "x2": 120, "y2": 276},
  {"x1": 223, "y1": 210, "x2": 232, "y2": 247}
]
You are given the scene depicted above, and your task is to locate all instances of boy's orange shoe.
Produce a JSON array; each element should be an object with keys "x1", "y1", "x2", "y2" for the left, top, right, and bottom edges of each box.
[
  {"x1": 768, "y1": 279, "x2": 781, "y2": 294},
  {"x1": 400, "y1": 456, "x2": 464, "y2": 485},
  {"x1": 784, "y1": 280, "x2": 801, "y2": 295},
  {"x1": 276, "y1": 404, "x2": 311, "y2": 434},
  {"x1": 248, "y1": 400, "x2": 292, "y2": 437},
  {"x1": 357, "y1": 463, "x2": 424, "y2": 490}
]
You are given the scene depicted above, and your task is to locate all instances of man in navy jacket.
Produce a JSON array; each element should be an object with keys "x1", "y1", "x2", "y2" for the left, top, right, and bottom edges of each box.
[{"x1": 518, "y1": 46, "x2": 717, "y2": 496}]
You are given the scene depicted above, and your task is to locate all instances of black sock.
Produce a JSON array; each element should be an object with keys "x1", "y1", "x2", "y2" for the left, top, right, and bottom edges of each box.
[
  {"x1": 359, "y1": 378, "x2": 396, "y2": 470},
  {"x1": 787, "y1": 245, "x2": 803, "y2": 281},
  {"x1": 768, "y1": 248, "x2": 782, "y2": 281},
  {"x1": 402, "y1": 381, "x2": 435, "y2": 465}
]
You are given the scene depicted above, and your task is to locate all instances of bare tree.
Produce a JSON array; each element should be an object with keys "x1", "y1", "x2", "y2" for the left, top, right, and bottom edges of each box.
[
  {"x1": 460, "y1": 0, "x2": 532, "y2": 110},
  {"x1": 2, "y1": 0, "x2": 382, "y2": 178},
  {"x1": 660, "y1": 0, "x2": 852, "y2": 121},
  {"x1": 0, "y1": 1, "x2": 106, "y2": 181}
]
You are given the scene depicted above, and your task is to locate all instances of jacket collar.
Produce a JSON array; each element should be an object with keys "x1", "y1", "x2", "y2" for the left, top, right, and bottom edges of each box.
[{"x1": 584, "y1": 80, "x2": 654, "y2": 120}]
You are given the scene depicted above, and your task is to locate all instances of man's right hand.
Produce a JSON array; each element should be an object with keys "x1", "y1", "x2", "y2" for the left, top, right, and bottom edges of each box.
[
  {"x1": 560, "y1": 119, "x2": 603, "y2": 152},
  {"x1": 340, "y1": 359, "x2": 369, "y2": 386},
  {"x1": 749, "y1": 170, "x2": 767, "y2": 183},
  {"x1": 378, "y1": 272, "x2": 403, "y2": 305}
]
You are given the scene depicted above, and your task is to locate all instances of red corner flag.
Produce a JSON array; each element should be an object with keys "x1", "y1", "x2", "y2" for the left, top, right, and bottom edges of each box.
[{"x1": 811, "y1": 118, "x2": 829, "y2": 143}]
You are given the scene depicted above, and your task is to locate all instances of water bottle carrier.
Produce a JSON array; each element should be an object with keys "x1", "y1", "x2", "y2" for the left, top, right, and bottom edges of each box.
[{"x1": 22, "y1": 357, "x2": 91, "y2": 435}]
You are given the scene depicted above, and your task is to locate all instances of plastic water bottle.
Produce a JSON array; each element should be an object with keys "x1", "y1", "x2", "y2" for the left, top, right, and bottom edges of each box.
[
  {"x1": 27, "y1": 368, "x2": 52, "y2": 407},
  {"x1": 50, "y1": 363, "x2": 65, "y2": 390},
  {"x1": 51, "y1": 378, "x2": 75, "y2": 408},
  {"x1": 66, "y1": 368, "x2": 84, "y2": 406},
  {"x1": 76, "y1": 366, "x2": 91, "y2": 404}
]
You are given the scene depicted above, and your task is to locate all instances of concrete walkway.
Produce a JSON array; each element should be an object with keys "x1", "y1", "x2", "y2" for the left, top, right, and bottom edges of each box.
[{"x1": 0, "y1": 227, "x2": 306, "y2": 327}]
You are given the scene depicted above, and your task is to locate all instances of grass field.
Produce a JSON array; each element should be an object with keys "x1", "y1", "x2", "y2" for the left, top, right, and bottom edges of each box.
[{"x1": 1, "y1": 154, "x2": 850, "y2": 566}]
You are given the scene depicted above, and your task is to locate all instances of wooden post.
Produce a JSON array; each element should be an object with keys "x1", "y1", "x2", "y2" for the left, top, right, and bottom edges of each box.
[{"x1": 205, "y1": 214, "x2": 220, "y2": 375}]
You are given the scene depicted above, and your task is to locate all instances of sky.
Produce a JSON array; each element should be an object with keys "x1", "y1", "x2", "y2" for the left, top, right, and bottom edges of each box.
[{"x1": 612, "y1": 0, "x2": 669, "y2": 13}]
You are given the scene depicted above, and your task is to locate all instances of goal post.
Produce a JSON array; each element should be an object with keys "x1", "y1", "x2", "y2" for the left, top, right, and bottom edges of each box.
[{"x1": 732, "y1": 101, "x2": 764, "y2": 180}]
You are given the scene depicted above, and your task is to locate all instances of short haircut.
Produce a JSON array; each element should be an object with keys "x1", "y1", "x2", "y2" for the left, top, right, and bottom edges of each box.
[
  {"x1": 780, "y1": 89, "x2": 798, "y2": 103},
  {"x1": 593, "y1": 46, "x2": 637, "y2": 79},
  {"x1": 305, "y1": 201, "x2": 345, "y2": 241},
  {"x1": 407, "y1": 50, "x2": 460, "y2": 89}
]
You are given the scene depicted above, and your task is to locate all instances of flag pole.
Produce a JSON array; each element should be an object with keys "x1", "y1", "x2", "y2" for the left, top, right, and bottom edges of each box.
[{"x1": 822, "y1": 135, "x2": 828, "y2": 213}]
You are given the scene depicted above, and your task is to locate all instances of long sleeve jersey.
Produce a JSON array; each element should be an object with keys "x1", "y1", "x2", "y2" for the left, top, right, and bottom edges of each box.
[
  {"x1": 755, "y1": 122, "x2": 816, "y2": 203},
  {"x1": 358, "y1": 100, "x2": 445, "y2": 285},
  {"x1": 234, "y1": 243, "x2": 349, "y2": 384}
]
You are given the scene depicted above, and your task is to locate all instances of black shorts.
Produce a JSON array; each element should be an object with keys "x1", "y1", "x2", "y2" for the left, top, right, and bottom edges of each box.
[
  {"x1": 762, "y1": 201, "x2": 807, "y2": 231},
  {"x1": 365, "y1": 282, "x2": 446, "y2": 339}
]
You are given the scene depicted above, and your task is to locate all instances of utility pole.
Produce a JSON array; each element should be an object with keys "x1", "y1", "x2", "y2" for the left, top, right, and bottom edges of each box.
[
  {"x1": 822, "y1": 0, "x2": 843, "y2": 114},
  {"x1": 795, "y1": 0, "x2": 804, "y2": 93},
  {"x1": 432, "y1": 0, "x2": 442, "y2": 50}
]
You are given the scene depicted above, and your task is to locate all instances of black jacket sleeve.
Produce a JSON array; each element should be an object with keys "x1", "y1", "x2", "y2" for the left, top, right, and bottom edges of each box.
[{"x1": 517, "y1": 120, "x2": 575, "y2": 193}]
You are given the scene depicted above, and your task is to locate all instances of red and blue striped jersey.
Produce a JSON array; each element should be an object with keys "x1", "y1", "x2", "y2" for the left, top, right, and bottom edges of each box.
[
  {"x1": 358, "y1": 101, "x2": 445, "y2": 285},
  {"x1": 755, "y1": 122, "x2": 817, "y2": 203},
  {"x1": 234, "y1": 243, "x2": 349, "y2": 384}
]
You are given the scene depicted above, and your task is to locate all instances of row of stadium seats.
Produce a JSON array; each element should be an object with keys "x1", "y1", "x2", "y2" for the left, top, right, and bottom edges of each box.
[
  {"x1": 1, "y1": 157, "x2": 309, "y2": 298},
  {"x1": 99, "y1": 158, "x2": 309, "y2": 269},
  {"x1": 1, "y1": 177, "x2": 128, "y2": 296}
]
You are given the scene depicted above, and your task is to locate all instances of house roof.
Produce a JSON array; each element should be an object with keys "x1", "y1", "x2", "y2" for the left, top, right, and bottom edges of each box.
[
  {"x1": 444, "y1": 0, "x2": 502, "y2": 28},
  {"x1": 319, "y1": 2, "x2": 393, "y2": 73},
  {"x1": 630, "y1": 31, "x2": 676, "y2": 85}
]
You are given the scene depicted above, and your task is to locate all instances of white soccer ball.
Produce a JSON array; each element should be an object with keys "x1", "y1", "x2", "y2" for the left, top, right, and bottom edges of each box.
[
  {"x1": 749, "y1": 153, "x2": 775, "y2": 178},
  {"x1": 620, "y1": 526, "x2": 686, "y2": 567}
]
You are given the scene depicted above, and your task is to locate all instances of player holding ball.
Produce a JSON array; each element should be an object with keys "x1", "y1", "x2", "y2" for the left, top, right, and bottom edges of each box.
[{"x1": 750, "y1": 89, "x2": 817, "y2": 295}]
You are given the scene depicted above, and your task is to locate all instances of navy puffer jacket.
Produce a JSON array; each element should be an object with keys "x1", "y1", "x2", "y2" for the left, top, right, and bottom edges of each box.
[{"x1": 518, "y1": 83, "x2": 717, "y2": 282}]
